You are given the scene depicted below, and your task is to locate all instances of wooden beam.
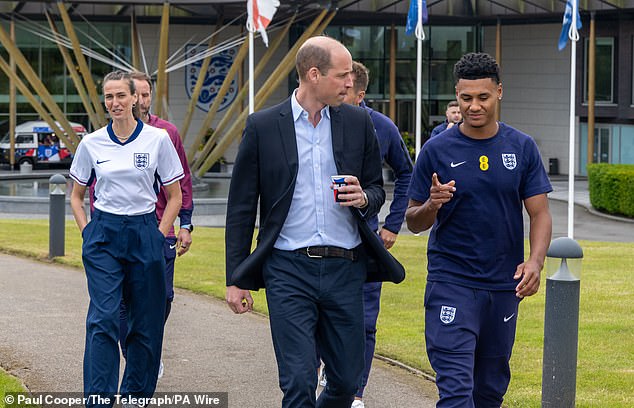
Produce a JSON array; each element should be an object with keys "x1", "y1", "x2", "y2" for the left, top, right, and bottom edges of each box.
[
  {"x1": 587, "y1": 13, "x2": 596, "y2": 166},
  {"x1": 0, "y1": 56, "x2": 76, "y2": 153},
  {"x1": 0, "y1": 24, "x2": 80, "y2": 149},
  {"x1": 131, "y1": 9, "x2": 142, "y2": 70},
  {"x1": 154, "y1": 2, "x2": 171, "y2": 118},
  {"x1": 45, "y1": 9, "x2": 100, "y2": 130},
  {"x1": 57, "y1": 1, "x2": 107, "y2": 126},
  {"x1": 180, "y1": 16, "x2": 225, "y2": 144},
  {"x1": 196, "y1": 10, "x2": 336, "y2": 176},
  {"x1": 9, "y1": 19, "x2": 16, "y2": 168}
]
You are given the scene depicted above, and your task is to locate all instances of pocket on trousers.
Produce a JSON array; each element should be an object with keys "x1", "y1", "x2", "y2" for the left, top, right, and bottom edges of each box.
[
  {"x1": 81, "y1": 219, "x2": 103, "y2": 243},
  {"x1": 81, "y1": 221, "x2": 91, "y2": 240},
  {"x1": 424, "y1": 281, "x2": 436, "y2": 308}
]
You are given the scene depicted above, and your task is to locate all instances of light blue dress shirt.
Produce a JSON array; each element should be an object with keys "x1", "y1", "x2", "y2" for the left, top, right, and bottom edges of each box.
[{"x1": 274, "y1": 91, "x2": 361, "y2": 251}]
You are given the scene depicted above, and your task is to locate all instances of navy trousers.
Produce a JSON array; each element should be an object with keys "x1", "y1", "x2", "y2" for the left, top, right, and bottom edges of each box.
[
  {"x1": 119, "y1": 236, "x2": 177, "y2": 358},
  {"x1": 82, "y1": 209, "x2": 166, "y2": 407},
  {"x1": 263, "y1": 249, "x2": 366, "y2": 408},
  {"x1": 357, "y1": 281, "x2": 382, "y2": 398},
  {"x1": 424, "y1": 281, "x2": 520, "y2": 408}
]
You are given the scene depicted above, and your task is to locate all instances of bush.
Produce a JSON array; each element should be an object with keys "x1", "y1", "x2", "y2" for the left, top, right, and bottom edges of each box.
[{"x1": 587, "y1": 163, "x2": 634, "y2": 218}]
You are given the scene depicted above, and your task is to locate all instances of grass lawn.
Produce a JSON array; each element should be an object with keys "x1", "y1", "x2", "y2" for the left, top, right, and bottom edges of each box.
[
  {"x1": 0, "y1": 367, "x2": 29, "y2": 408},
  {"x1": 0, "y1": 219, "x2": 632, "y2": 407}
]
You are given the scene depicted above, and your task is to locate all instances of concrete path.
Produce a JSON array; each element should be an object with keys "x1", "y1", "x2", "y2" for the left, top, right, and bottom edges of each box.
[{"x1": 0, "y1": 254, "x2": 437, "y2": 407}]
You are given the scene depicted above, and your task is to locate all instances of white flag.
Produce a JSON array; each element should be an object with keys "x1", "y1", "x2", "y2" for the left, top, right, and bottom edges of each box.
[{"x1": 247, "y1": 0, "x2": 280, "y2": 47}]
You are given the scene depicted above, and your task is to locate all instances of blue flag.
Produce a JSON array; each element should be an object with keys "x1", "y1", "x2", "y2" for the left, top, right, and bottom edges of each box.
[
  {"x1": 558, "y1": 0, "x2": 582, "y2": 50},
  {"x1": 406, "y1": 0, "x2": 428, "y2": 36}
]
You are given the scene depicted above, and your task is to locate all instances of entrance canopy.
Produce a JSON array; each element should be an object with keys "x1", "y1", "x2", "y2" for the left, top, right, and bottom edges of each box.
[{"x1": 1, "y1": 0, "x2": 633, "y2": 24}]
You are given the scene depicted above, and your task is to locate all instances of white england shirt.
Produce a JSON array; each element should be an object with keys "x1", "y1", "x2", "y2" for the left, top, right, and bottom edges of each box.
[{"x1": 70, "y1": 120, "x2": 184, "y2": 216}]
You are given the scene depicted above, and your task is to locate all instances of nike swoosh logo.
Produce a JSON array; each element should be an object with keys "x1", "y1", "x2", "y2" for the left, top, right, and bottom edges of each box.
[
  {"x1": 503, "y1": 314, "x2": 515, "y2": 323},
  {"x1": 450, "y1": 161, "x2": 466, "y2": 168},
  {"x1": 96, "y1": 160, "x2": 111, "y2": 164},
  {"x1": 169, "y1": 244, "x2": 177, "y2": 249}
]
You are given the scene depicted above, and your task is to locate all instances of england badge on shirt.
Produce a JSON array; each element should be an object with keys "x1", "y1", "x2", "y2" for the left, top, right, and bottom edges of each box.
[
  {"x1": 440, "y1": 305, "x2": 456, "y2": 324},
  {"x1": 502, "y1": 153, "x2": 517, "y2": 170},
  {"x1": 134, "y1": 153, "x2": 150, "y2": 170}
]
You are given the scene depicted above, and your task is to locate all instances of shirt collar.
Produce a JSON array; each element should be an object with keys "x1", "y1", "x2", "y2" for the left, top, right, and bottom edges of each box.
[{"x1": 291, "y1": 89, "x2": 330, "y2": 122}]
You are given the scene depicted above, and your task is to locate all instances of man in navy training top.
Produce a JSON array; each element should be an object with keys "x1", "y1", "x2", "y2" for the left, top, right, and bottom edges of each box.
[
  {"x1": 317, "y1": 61, "x2": 412, "y2": 408},
  {"x1": 430, "y1": 100, "x2": 461, "y2": 138},
  {"x1": 406, "y1": 52, "x2": 552, "y2": 408}
]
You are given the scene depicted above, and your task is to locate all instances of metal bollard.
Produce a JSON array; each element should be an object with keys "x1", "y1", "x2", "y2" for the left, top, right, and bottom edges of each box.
[
  {"x1": 541, "y1": 237, "x2": 584, "y2": 408},
  {"x1": 49, "y1": 174, "x2": 67, "y2": 258}
]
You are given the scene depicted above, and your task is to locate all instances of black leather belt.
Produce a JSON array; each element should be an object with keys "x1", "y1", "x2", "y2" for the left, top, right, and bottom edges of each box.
[{"x1": 295, "y1": 246, "x2": 357, "y2": 261}]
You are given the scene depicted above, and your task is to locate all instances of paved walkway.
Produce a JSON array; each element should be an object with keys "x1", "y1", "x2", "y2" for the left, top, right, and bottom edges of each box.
[{"x1": 0, "y1": 254, "x2": 437, "y2": 407}]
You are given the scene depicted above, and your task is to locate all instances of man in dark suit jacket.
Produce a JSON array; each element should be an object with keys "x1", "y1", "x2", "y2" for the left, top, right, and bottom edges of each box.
[{"x1": 225, "y1": 36, "x2": 404, "y2": 408}]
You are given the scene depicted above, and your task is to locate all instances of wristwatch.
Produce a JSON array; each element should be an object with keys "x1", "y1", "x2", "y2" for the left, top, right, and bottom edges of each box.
[{"x1": 180, "y1": 224, "x2": 194, "y2": 233}]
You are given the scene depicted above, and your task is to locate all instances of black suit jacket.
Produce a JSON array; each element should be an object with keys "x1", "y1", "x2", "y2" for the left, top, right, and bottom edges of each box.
[{"x1": 225, "y1": 98, "x2": 405, "y2": 290}]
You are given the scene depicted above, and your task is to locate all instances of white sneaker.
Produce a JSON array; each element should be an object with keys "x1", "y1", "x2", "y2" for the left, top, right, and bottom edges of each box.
[
  {"x1": 351, "y1": 400, "x2": 365, "y2": 408},
  {"x1": 157, "y1": 360, "x2": 164, "y2": 379}
]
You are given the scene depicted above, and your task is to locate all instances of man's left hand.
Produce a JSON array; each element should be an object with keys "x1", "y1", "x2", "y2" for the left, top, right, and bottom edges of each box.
[
  {"x1": 379, "y1": 228, "x2": 398, "y2": 250},
  {"x1": 177, "y1": 228, "x2": 192, "y2": 256}
]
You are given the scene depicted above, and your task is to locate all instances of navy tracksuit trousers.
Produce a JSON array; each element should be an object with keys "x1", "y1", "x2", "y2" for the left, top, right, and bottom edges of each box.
[
  {"x1": 357, "y1": 281, "x2": 382, "y2": 398},
  {"x1": 119, "y1": 236, "x2": 177, "y2": 359},
  {"x1": 81, "y1": 209, "x2": 166, "y2": 407},
  {"x1": 424, "y1": 281, "x2": 520, "y2": 408}
]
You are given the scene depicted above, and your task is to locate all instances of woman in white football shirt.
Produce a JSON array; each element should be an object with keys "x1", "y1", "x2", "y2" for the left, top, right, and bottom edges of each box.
[{"x1": 70, "y1": 70, "x2": 183, "y2": 405}]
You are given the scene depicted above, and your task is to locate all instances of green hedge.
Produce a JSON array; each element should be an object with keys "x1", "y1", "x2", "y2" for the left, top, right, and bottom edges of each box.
[{"x1": 587, "y1": 163, "x2": 634, "y2": 218}]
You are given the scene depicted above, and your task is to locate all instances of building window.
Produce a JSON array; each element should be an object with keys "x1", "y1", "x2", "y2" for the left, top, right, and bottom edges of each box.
[
  {"x1": 584, "y1": 37, "x2": 614, "y2": 104},
  {"x1": 593, "y1": 126, "x2": 611, "y2": 163},
  {"x1": 630, "y1": 36, "x2": 634, "y2": 106}
]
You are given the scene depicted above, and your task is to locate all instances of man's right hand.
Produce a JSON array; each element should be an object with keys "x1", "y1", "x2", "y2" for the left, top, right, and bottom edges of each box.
[
  {"x1": 406, "y1": 173, "x2": 456, "y2": 233},
  {"x1": 226, "y1": 285, "x2": 254, "y2": 314},
  {"x1": 428, "y1": 172, "x2": 456, "y2": 211}
]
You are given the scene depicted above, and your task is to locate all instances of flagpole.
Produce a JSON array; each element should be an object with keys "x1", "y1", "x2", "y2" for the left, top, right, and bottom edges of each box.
[
  {"x1": 414, "y1": 0, "x2": 424, "y2": 158},
  {"x1": 415, "y1": 35, "x2": 422, "y2": 158},
  {"x1": 567, "y1": 40, "x2": 576, "y2": 239},
  {"x1": 566, "y1": 0, "x2": 580, "y2": 239}
]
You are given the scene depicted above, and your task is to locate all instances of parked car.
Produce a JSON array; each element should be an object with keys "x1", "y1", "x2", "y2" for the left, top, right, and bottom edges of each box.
[{"x1": 0, "y1": 120, "x2": 86, "y2": 169}]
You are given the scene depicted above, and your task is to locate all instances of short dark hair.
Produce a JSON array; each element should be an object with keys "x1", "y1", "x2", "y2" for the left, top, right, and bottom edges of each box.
[
  {"x1": 351, "y1": 61, "x2": 369, "y2": 93},
  {"x1": 453, "y1": 52, "x2": 500, "y2": 85},
  {"x1": 130, "y1": 71, "x2": 153, "y2": 92},
  {"x1": 446, "y1": 100, "x2": 459, "y2": 110},
  {"x1": 296, "y1": 39, "x2": 333, "y2": 80}
]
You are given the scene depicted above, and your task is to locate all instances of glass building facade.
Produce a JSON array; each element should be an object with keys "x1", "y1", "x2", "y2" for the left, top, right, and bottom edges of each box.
[
  {"x1": 293, "y1": 24, "x2": 478, "y2": 142},
  {"x1": 0, "y1": 21, "x2": 130, "y2": 135},
  {"x1": 2, "y1": 19, "x2": 479, "y2": 140}
]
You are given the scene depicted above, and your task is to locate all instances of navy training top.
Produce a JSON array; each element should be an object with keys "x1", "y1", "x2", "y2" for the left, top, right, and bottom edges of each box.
[
  {"x1": 362, "y1": 102, "x2": 413, "y2": 234},
  {"x1": 408, "y1": 122, "x2": 552, "y2": 290}
]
